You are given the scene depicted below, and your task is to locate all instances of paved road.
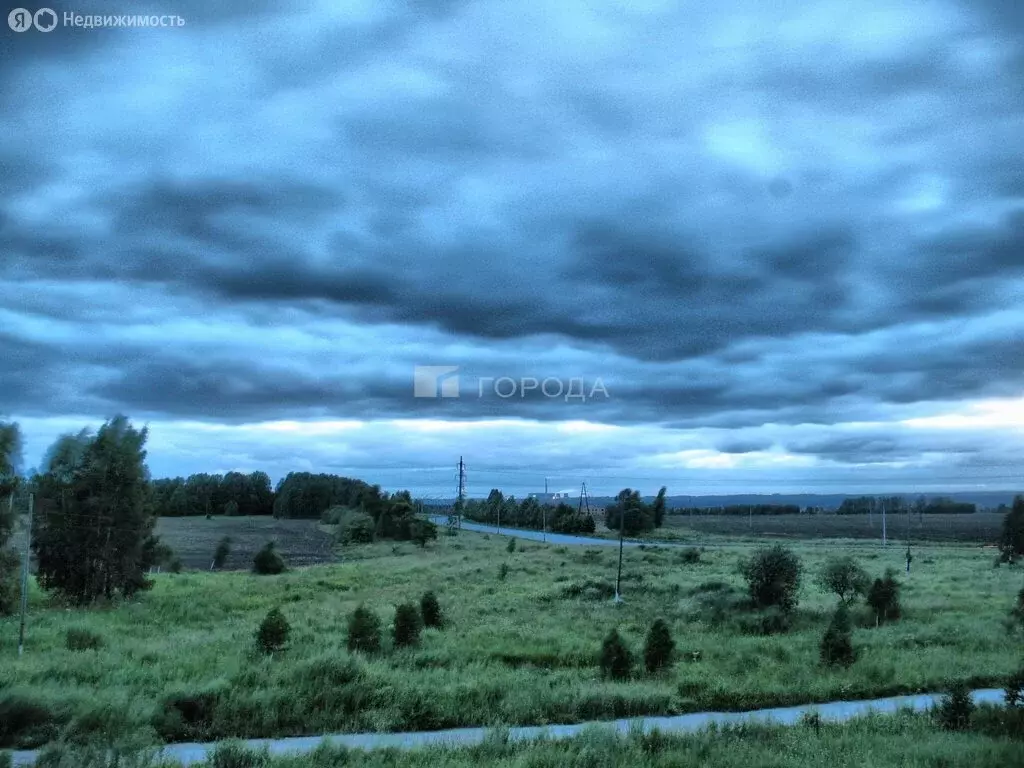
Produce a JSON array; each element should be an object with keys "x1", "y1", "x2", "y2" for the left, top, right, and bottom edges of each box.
[
  {"x1": 426, "y1": 515, "x2": 685, "y2": 547},
  {"x1": 8, "y1": 689, "x2": 1006, "y2": 766}
]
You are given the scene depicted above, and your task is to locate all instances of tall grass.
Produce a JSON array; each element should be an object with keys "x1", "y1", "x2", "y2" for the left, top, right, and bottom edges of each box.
[{"x1": 0, "y1": 532, "x2": 1020, "y2": 749}]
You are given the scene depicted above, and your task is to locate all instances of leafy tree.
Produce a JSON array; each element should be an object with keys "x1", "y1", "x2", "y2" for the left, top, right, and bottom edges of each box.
[
  {"x1": 252, "y1": 541, "x2": 285, "y2": 575},
  {"x1": 212, "y1": 536, "x2": 232, "y2": 569},
  {"x1": 652, "y1": 487, "x2": 667, "y2": 528},
  {"x1": 937, "y1": 680, "x2": 974, "y2": 731},
  {"x1": 33, "y1": 417, "x2": 162, "y2": 604},
  {"x1": 393, "y1": 602, "x2": 422, "y2": 648},
  {"x1": 347, "y1": 604, "x2": 382, "y2": 654},
  {"x1": 866, "y1": 570, "x2": 902, "y2": 624},
  {"x1": 817, "y1": 556, "x2": 870, "y2": 604},
  {"x1": 743, "y1": 546, "x2": 802, "y2": 613},
  {"x1": 820, "y1": 603, "x2": 856, "y2": 667},
  {"x1": 337, "y1": 510, "x2": 375, "y2": 544},
  {"x1": 420, "y1": 590, "x2": 443, "y2": 629},
  {"x1": 506, "y1": 537, "x2": 516, "y2": 553},
  {"x1": 1006, "y1": 667, "x2": 1024, "y2": 709},
  {"x1": 222, "y1": 500, "x2": 239, "y2": 516},
  {"x1": 0, "y1": 422, "x2": 23, "y2": 616},
  {"x1": 600, "y1": 628, "x2": 632, "y2": 680},
  {"x1": 643, "y1": 618, "x2": 674, "y2": 674},
  {"x1": 1002, "y1": 496, "x2": 1024, "y2": 559},
  {"x1": 605, "y1": 489, "x2": 654, "y2": 535},
  {"x1": 256, "y1": 608, "x2": 290, "y2": 654}
]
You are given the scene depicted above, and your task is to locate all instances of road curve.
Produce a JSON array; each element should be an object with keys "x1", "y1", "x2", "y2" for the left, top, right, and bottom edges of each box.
[
  {"x1": 8, "y1": 689, "x2": 1007, "y2": 766},
  {"x1": 425, "y1": 515, "x2": 685, "y2": 547}
]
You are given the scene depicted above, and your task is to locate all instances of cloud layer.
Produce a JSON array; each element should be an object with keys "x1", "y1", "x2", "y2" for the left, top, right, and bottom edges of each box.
[{"x1": 2, "y1": 0, "x2": 1023, "y2": 493}]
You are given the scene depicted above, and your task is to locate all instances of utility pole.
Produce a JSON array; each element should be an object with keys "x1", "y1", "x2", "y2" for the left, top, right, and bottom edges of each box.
[
  {"x1": 881, "y1": 498, "x2": 887, "y2": 546},
  {"x1": 449, "y1": 457, "x2": 466, "y2": 533},
  {"x1": 18, "y1": 493, "x2": 32, "y2": 656},
  {"x1": 542, "y1": 503, "x2": 546, "y2": 543},
  {"x1": 614, "y1": 503, "x2": 625, "y2": 603}
]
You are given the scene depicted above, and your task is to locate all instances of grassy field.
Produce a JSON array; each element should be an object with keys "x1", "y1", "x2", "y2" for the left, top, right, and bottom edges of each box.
[
  {"x1": 651, "y1": 512, "x2": 1006, "y2": 543},
  {"x1": 152, "y1": 516, "x2": 337, "y2": 571},
  {"x1": 0, "y1": 517, "x2": 1022, "y2": 751}
]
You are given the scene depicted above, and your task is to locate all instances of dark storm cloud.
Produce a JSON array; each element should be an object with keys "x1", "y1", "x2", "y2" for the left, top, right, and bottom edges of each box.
[{"x1": 2, "y1": 0, "x2": 1024, "y2": 484}]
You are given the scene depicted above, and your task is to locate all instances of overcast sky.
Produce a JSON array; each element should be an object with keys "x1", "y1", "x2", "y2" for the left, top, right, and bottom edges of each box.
[{"x1": 2, "y1": 0, "x2": 1023, "y2": 497}]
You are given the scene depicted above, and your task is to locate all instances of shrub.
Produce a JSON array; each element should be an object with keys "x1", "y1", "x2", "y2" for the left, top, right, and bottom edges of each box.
[
  {"x1": 1010, "y1": 586, "x2": 1024, "y2": 634},
  {"x1": 65, "y1": 628, "x2": 103, "y2": 651},
  {"x1": 168, "y1": 557, "x2": 183, "y2": 574},
  {"x1": 223, "y1": 500, "x2": 240, "y2": 517},
  {"x1": 212, "y1": 536, "x2": 232, "y2": 569},
  {"x1": 255, "y1": 608, "x2": 290, "y2": 654},
  {"x1": 866, "y1": 570, "x2": 902, "y2": 624},
  {"x1": 743, "y1": 546, "x2": 802, "y2": 612},
  {"x1": 600, "y1": 629, "x2": 632, "y2": 680},
  {"x1": 937, "y1": 680, "x2": 974, "y2": 731},
  {"x1": 1001, "y1": 495, "x2": 1024, "y2": 559},
  {"x1": 409, "y1": 519, "x2": 437, "y2": 548},
  {"x1": 347, "y1": 604, "x2": 382, "y2": 654},
  {"x1": 1006, "y1": 666, "x2": 1024, "y2": 708},
  {"x1": 393, "y1": 602, "x2": 422, "y2": 648},
  {"x1": 679, "y1": 547, "x2": 701, "y2": 564},
  {"x1": 817, "y1": 556, "x2": 870, "y2": 604},
  {"x1": 0, "y1": 751, "x2": 9, "y2": 768},
  {"x1": 0, "y1": 693, "x2": 58, "y2": 749},
  {"x1": 152, "y1": 689, "x2": 221, "y2": 742},
  {"x1": 507, "y1": 537, "x2": 516, "y2": 553},
  {"x1": 420, "y1": 590, "x2": 443, "y2": 629},
  {"x1": 338, "y1": 510, "x2": 375, "y2": 545},
  {"x1": 643, "y1": 619, "x2": 674, "y2": 674},
  {"x1": 498, "y1": 563, "x2": 509, "y2": 581},
  {"x1": 0, "y1": 548, "x2": 19, "y2": 616},
  {"x1": 820, "y1": 603, "x2": 856, "y2": 667},
  {"x1": 252, "y1": 541, "x2": 285, "y2": 575}
]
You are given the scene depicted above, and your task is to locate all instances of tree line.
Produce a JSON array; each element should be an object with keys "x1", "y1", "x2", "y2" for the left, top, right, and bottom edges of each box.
[
  {"x1": 835, "y1": 496, "x2": 977, "y2": 515},
  {"x1": 0, "y1": 417, "x2": 437, "y2": 607},
  {"x1": 460, "y1": 489, "x2": 597, "y2": 534}
]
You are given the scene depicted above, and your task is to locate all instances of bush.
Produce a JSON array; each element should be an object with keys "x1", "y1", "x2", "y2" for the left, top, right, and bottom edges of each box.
[
  {"x1": 743, "y1": 546, "x2": 802, "y2": 613},
  {"x1": 393, "y1": 602, "x2": 422, "y2": 648},
  {"x1": 1006, "y1": 666, "x2": 1024, "y2": 708},
  {"x1": 820, "y1": 603, "x2": 856, "y2": 667},
  {"x1": 420, "y1": 590, "x2": 443, "y2": 629},
  {"x1": 168, "y1": 558, "x2": 183, "y2": 574},
  {"x1": 0, "y1": 548, "x2": 19, "y2": 617},
  {"x1": 1001, "y1": 495, "x2": 1024, "y2": 558},
  {"x1": 507, "y1": 537, "x2": 516, "y2": 553},
  {"x1": 600, "y1": 629, "x2": 632, "y2": 680},
  {"x1": 643, "y1": 619, "x2": 674, "y2": 674},
  {"x1": 347, "y1": 604, "x2": 382, "y2": 654},
  {"x1": 937, "y1": 680, "x2": 974, "y2": 731},
  {"x1": 223, "y1": 500, "x2": 240, "y2": 517},
  {"x1": 65, "y1": 628, "x2": 103, "y2": 651},
  {"x1": 212, "y1": 536, "x2": 232, "y2": 569},
  {"x1": 252, "y1": 541, "x2": 285, "y2": 575},
  {"x1": 0, "y1": 693, "x2": 58, "y2": 749},
  {"x1": 152, "y1": 688, "x2": 221, "y2": 742},
  {"x1": 1011, "y1": 586, "x2": 1024, "y2": 634},
  {"x1": 0, "y1": 751, "x2": 9, "y2": 768},
  {"x1": 338, "y1": 510, "x2": 375, "y2": 545},
  {"x1": 679, "y1": 548, "x2": 701, "y2": 564},
  {"x1": 866, "y1": 570, "x2": 902, "y2": 624},
  {"x1": 256, "y1": 608, "x2": 290, "y2": 654},
  {"x1": 817, "y1": 556, "x2": 870, "y2": 604},
  {"x1": 410, "y1": 518, "x2": 437, "y2": 548},
  {"x1": 498, "y1": 563, "x2": 509, "y2": 581}
]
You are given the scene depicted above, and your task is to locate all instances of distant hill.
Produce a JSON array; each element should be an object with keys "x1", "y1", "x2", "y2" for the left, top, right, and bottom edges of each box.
[{"x1": 421, "y1": 491, "x2": 1021, "y2": 511}]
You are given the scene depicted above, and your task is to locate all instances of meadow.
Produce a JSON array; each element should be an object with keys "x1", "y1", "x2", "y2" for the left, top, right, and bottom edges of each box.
[{"x1": 0, "y1": 517, "x2": 1022, "y2": 753}]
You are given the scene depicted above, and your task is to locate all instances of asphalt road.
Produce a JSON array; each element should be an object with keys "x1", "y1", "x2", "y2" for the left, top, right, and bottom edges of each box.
[{"x1": 9, "y1": 689, "x2": 1007, "y2": 766}]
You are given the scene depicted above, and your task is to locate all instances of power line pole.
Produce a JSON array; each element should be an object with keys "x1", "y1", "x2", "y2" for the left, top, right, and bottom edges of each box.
[
  {"x1": 18, "y1": 493, "x2": 32, "y2": 656},
  {"x1": 448, "y1": 457, "x2": 466, "y2": 533},
  {"x1": 614, "y1": 502, "x2": 625, "y2": 603},
  {"x1": 881, "y1": 498, "x2": 887, "y2": 546}
]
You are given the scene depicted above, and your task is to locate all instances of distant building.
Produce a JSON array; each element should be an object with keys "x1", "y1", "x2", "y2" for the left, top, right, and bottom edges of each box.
[{"x1": 528, "y1": 491, "x2": 574, "y2": 504}]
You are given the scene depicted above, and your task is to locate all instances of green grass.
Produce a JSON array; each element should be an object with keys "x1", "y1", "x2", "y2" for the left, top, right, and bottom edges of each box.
[
  {"x1": 1, "y1": 526, "x2": 1022, "y2": 750},
  {"x1": 21, "y1": 711, "x2": 1024, "y2": 768}
]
